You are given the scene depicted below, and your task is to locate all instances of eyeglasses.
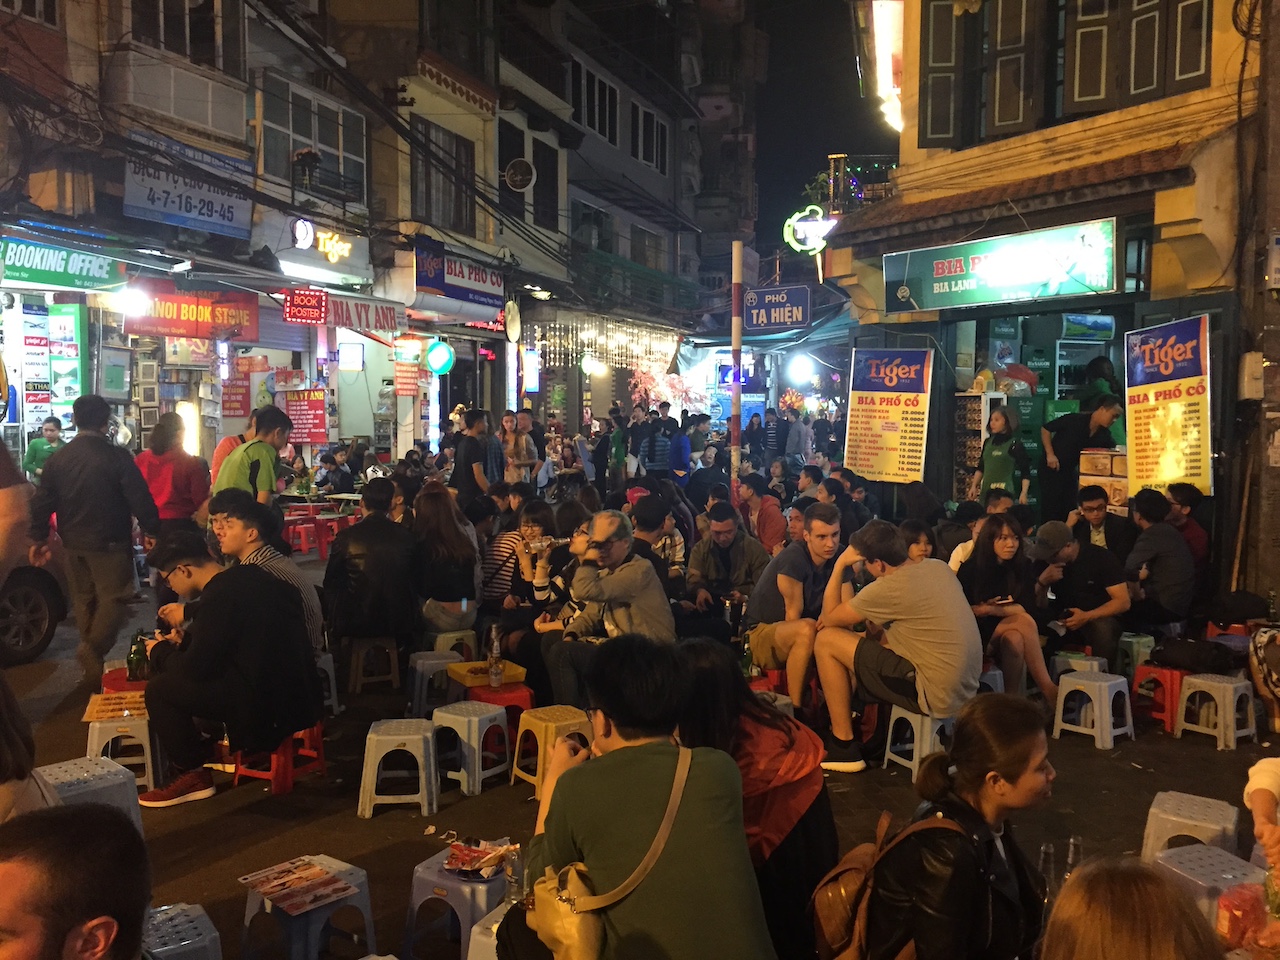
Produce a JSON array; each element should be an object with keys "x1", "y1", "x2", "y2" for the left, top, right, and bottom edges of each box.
[
  {"x1": 157, "y1": 565, "x2": 185, "y2": 587},
  {"x1": 573, "y1": 525, "x2": 589, "y2": 537}
]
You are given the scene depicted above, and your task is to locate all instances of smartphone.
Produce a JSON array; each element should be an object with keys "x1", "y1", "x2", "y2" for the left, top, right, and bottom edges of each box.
[{"x1": 991, "y1": 596, "x2": 1015, "y2": 606}]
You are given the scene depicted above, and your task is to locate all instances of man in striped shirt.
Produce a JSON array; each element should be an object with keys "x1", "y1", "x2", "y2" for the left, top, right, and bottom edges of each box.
[{"x1": 463, "y1": 496, "x2": 525, "y2": 613}]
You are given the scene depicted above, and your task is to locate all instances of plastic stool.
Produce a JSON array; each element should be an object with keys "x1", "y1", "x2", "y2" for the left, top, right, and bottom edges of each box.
[
  {"x1": 242, "y1": 855, "x2": 376, "y2": 960},
  {"x1": 1053, "y1": 671, "x2": 1134, "y2": 749},
  {"x1": 405, "y1": 848, "x2": 505, "y2": 960},
  {"x1": 285, "y1": 521, "x2": 317, "y2": 556},
  {"x1": 978, "y1": 666, "x2": 1005, "y2": 693},
  {"x1": 883, "y1": 705, "x2": 954, "y2": 782},
  {"x1": 510, "y1": 705, "x2": 593, "y2": 799},
  {"x1": 466, "y1": 901, "x2": 512, "y2": 960},
  {"x1": 357, "y1": 719, "x2": 438, "y2": 819},
  {"x1": 313, "y1": 519, "x2": 339, "y2": 561},
  {"x1": 234, "y1": 724, "x2": 325, "y2": 796},
  {"x1": 432, "y1": 701, "x2": 511, "y2": 796},
  {"x1": 469, "y1": 683, "x2": 535, "y2": 742},
  {"x1": 1141, "y1": 790, "x2": 1240, "y2": 862},
  {"x1": 1153, "y1": 844, "x2": 1263, "y2": 922},
  {"x1": 1116, "y1": 632, "x2": 1156, "y2": 681},
  {"x1": 408, "y1": 651, "x2": 463, "y2": 717},
  {"x1": 430, "y1": 630, "x2": 477, "y2": 661},
  {"x1": 1133, "y1": 664, "x2": 1190, "y2": 733},
  {"x1": 757, "y1": 691, "x2": 795, "y2": 717},
  {"x1": 86, "y1": 716, "x2": 158, "y2": 791},
  {"x1": 1049, "y1": 654, "x2": 1107, "y2": 681},
  {"x1": 316, "y1": 652, "x2": 342, "y2": 716},
  {"x1": 348, "y1": 637, "x2": 401, "y2": 694},
  {"x1": 37, "y1": 756, "x2": 142, "y2": 833},
  {"x1": 144, "y1": 904, "x2": 222, "y2": 960},
  {"x1": 1175, "y1": 674, "x2": 1258, "y2": 750}
]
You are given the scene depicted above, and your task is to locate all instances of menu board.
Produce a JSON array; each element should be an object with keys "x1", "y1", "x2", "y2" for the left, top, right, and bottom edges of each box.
[
  {"x1": 282, "y1": 389, "x2": 328, "y2": 444},
  {"x1": 1124, "y1": 314, "x2": 1212, "y2": 496},
  {"x1": 843, "y1": 349, "x2": 933, "y2": 484}
]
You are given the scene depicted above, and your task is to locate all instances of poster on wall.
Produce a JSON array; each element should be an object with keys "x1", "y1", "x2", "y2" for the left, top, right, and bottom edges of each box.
[
  {"x1": 222, "y1": 356, "x2": 271, "y2": 420},
  {"x1": 281, "y1": 389, "x2": 328, "y2": 444},
  {"x1": 843, "y1": 349, "x2": 933, "y2": 484},
  {"x1": 47, "y1": 304, "x2": 85, "y2": 431},
  {"x1": 1124, "y1": 315, "x2": 1212, "y2": 496},
  {"x1": 21, "y1": 302, "x2": 51, "y2": 431}
]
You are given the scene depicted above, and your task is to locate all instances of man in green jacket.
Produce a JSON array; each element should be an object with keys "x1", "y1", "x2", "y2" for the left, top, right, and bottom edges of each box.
[
  {"x1": 687, "y1": 500, "x2": 772, "y2": 608},
  {"x1": 21, "y1": 417, "x2": 64, "y2": 483}
]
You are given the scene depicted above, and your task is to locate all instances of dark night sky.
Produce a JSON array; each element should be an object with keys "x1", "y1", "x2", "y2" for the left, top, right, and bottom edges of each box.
[{"x1": 754, "y1": 0, "x2": 898, "y2": 255}]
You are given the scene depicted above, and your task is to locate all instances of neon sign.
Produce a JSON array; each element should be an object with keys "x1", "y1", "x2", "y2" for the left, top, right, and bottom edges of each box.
[
  {"x1": 783, "y1": 205, "x2": 839, "y2": 255},
  {"x1": 292, "y1": 218, "x2": 353, "y2": 263}
]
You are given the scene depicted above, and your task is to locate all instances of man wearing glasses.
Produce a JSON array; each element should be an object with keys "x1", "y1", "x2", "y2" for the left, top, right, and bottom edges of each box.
[
  {"x1": 546, "y1": 510, "x2": 675, "y2": 707},
  {"x1": 137, "y1": 531, "x2": 322, "y2": 808},
  {"x1": 1067, "y1": 484, "x2": 1137, "y2": 564}
]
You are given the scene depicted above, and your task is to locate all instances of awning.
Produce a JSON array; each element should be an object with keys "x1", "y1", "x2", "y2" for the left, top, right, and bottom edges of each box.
[{"x1": 407, "y1": 291, "x2": 503, "y2": 324}]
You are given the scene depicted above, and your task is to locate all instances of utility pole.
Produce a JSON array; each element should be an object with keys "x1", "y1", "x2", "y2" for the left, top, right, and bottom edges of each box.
[{"x1": 731, "y1": 239, "x2": 744, "y2": 506}]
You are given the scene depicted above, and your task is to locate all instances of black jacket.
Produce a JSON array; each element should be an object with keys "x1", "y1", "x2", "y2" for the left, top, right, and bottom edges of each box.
[
  {"x1": 151, "y1": 565, "x2": 322, "y2": 752},
  {"x1": 29, "y1": 433, "x2": 159, "y2": 551},
  {"x1": 323, "y1": 513, "x2": 419, "y2": 645},
  {"x1": 867, "y1": 797, "x2": 1045, "y2": 960},
  {"x1": 686, "y1": 466, "x2": 730, "y2": 513},
  {"x1": 1072, "y1": 513, "x2": 1139, "y2": 564}
]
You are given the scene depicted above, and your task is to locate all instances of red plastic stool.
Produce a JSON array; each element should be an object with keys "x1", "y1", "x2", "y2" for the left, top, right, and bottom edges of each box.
[
  {"x1": 1208, "y1": 622, "x2": 1250, "y2": 638},
  {"x1": 469, "y1": 683, "x2": 535, "y2": 743},
  {"x1": 1132, "y1": 664, "x2": 1190, "y2": 733},
  {"x1": 285, "y1": 520, "x2": 317, "y2": 555},
  {"x1": 233, "y1": 722, "x2": 326, "y2": 795},
  {"x1": 763, "y1": 667, "x2": 820, "y2": 709},
  {"x1": 747, "y1": 675, "x2": 773, "y2": 693},
  {"x1": 101, "y1": 668, "x2": 147, "y2": 694},
  {"x1": 314, "y1": 519, "x2": 341, "y2": 560}
]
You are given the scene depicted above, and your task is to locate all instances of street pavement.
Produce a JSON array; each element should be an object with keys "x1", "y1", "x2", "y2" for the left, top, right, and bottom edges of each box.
[{"x1": 7, "y1": 556, "x2": 1271, "y2": 959}]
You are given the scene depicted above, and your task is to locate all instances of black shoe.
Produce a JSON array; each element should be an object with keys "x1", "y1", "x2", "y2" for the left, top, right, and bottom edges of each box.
[{"x1": 821, "y1": 736, "x2": 868, "y2": 773}]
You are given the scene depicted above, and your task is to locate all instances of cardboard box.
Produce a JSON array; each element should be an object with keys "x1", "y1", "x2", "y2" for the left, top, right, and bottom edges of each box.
[
  {"x1": 1043, "y1": 399, "x2": 1080, "y2": 420},
  {"x1": 1010, "y1": 396, "x2": 1045, "y2": 428},
  {"x1": 1111, "y1": 455, "x2": 1128, "y2": 477},
  {"x1": 1080, "y1": 452, "x2": 1114, "y2": 476},
  {"x1": 1079, "y1": 475, "x2": 1128, "y2": 508}
]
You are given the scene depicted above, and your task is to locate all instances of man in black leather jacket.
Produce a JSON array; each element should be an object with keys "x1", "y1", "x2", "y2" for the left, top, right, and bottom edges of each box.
[{"x1": 322, "y1": 477, "x2": 418, "y2": 649}]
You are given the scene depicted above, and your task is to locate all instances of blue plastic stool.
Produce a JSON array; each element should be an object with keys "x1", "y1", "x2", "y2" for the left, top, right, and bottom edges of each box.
[{"x1": 404, "y1": 848, "x2": 506, "y2": 960}]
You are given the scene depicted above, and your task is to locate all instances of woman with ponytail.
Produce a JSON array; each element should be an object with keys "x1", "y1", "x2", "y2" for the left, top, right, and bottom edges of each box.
[{"x1": 865, "y1": 694, "x2": 1053, "y2": 960}]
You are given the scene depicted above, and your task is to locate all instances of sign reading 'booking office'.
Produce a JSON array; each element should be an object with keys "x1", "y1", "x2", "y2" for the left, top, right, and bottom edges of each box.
[
  {"x1": 0, "y1": 239, "x2": 129, "y2": 290},
  {"x1": 882, "y1": 219, "x2": 1117, "y2": 314}
]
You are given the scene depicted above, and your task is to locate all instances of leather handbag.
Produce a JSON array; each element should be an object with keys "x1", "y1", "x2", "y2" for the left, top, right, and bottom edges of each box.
[{"x1": 527, "y1": 745, "x2": 692, "y2": 960}]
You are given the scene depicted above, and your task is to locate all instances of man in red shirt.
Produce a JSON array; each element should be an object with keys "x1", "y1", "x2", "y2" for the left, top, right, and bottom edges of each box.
[
  {"x1": 1165, "y1": 482, "x2": 1209, "y2": 569},
  {"x1": 210, "y1": 407, "x2": 260, "y2": 485}
]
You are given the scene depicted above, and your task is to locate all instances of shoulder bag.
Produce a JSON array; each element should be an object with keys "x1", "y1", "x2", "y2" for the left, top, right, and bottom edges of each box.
[{"x1": 527, "y1": 745, "x2": 691, "y2": 960}]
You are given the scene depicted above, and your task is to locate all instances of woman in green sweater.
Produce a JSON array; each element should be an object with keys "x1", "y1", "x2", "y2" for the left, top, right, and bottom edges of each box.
[
  {"x1": 21, "y1": 417, "x2": 64, "y2": 484},
  {"x1": 968, "y1": 406, "x2": 1031, "y2": 505},
  {"x1": 498, "y1": 633, "x2": 776, "y2": 960}
]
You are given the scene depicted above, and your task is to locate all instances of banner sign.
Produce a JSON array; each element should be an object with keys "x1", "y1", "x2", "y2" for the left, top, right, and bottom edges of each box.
[
  {"x1": 123, "y1": 131, "x2": 253, "y2": 239},
  {"x1": 327, "y1": 294, "x2": 402, "y2": 335},
  {"x1": 47, "y1": 304, "x2": 84, "y2": 427},
  {"x1": 882, "y1": 219, "x2": 1116, "y2": 314},
  {"x1": 1124, "y1": 314, "x2": 1212, "y2": 496},
  {"x1": 414, "y1": 237, "x2": 506, "y2": 308},
  {"x1": 394, "y1": 361, "x2": 421, "y2": 397},
  {"x1": 222, "y1": 356, "x2": 270, "y2": 420},
  {"x1": 164, "y1": 338, "x2": 215, "y2": 368},
  {"x1": 1, "y1": 239, "x2": 128, "y2": 290},
  {"x1": 126, "y1": 282, "x2": 259, "y2": 341},
  {"x1": 744, "y1": 285, "x2": 810, "y2": 332},
  {"x1": 283, "y1": 289, "x2": 327, "y2": 326},
  {"x1": 281, "y1": 389, "x2": 328, "y2": 444},
  {"x1": 21, "y1": 303, "x2": 51, "y2": 431},
  {"x1": 843, "y1": 349, "x2": 933, "y2": 484}
]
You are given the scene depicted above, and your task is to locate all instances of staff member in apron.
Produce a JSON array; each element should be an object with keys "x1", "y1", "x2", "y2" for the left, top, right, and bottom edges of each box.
[{"x1": 968, "y1": 406, "x2": 1031, "y2": 505}]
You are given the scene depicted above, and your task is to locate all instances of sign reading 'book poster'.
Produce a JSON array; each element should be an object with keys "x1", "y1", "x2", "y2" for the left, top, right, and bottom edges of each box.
[
  {"x1": 844, "y1": 349, "x2": 933, "y2": 484},
  {"x1": 1124, "y1": 315, "x2": 1212, "y2": 497}
]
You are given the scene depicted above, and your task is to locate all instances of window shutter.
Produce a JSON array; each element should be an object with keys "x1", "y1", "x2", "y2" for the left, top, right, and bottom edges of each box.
[
  {"x1": 1063, "y1": 0, "x2": 1121, "y2": 114},
  {"x1": 1119, "y1": 0, "x2": 1166, "y2": 104},
  {"x1": 1165, "y1": 0, "x2": 1211, "y2": 96},
  {"x1": 917, "y1": 0, "x2": 962, "y2": 148},
  {"x1": 984, "y1": 0, "x2": 1044, "y2": 136}
]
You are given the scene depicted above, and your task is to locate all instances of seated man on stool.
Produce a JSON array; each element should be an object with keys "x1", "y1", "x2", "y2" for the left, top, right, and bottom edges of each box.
[
  {"x1": 139, "y1": 531, "x2": 322, "y2": 807},
  {"x1": 688, "y1": 501, "x2": 772, "y2": 610},
  {"x1": 1029, "y1": 520, "x2": 1130, "y2": 667},
  {"x1": 815, "y1": 521, "x2": 982, "y2": 773},
  {"x1": 1124, "y1": 488, "x2": 1196, "y2": 628},
  {"x1": 740, "y1": 502, "x2": 841, "y2": 714},
  {"x1": 1068, "y1": 484, "x2": 1138, "y2": 564}
]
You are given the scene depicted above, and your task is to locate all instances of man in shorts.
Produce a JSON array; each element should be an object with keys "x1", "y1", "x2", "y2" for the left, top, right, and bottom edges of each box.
[
  {"x1": 740, "y1": 502, "x2": 841, "y2": 712},
  {"x1": 816, "y1": 520, "x2": 982, "y2": 773}
]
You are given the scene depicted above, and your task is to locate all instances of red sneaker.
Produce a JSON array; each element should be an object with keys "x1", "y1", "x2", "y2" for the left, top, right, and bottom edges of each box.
[{"x1": 138, "y1": 768, "x2": 216, "y2": 808}]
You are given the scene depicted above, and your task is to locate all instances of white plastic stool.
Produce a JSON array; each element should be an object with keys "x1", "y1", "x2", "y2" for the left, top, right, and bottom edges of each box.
[
  {"x1": 37, "y1": 756, "x2": 142, "y2": 833},
  {"x1": 144, "y1": 904, "x2": 222, "y2": 960},
  {"x1": 467, "y1": 902, "x2": 513, "y2": 960},
  {"x1": 1049, "y1": 654, "x2": 1107, "y2": 681},
  {"x1": 978, "y1": 666, "x2": 1005, "y2": 693},
  {"x1": 757, "y1": 691, "x2": 795, "y2": 717},
  {"x1": 405, "y1": 848, "x2": 505, "y2": 960},
  {"x1": 883, "y1": 705, "x2": 954, "y2": 782},
  {"x1": 357, "y1": 719, "x2": 439, "y2": 819},
  {"x1": 430, "y1": 630, "x2": 477, "y2": 661},
  {"x1": 1052, "y1": 671, "x2": 1134, "y2": 749},
  {"x1": 86, "y1": 716, "x2": 158, "y2": 791},
  {"x1": 1175, "y1": 674, "x2": 1257, "y2": 751},
  {"x1": 1153, "y1": 844, "x2": 1263, "y2": 922},
  {"x1": 348, "y1": 637, "x2": 401, "y2": 694},
  {"x1": 408, "y1": 651, "x2": 463, "y2": 718},
  {"x1": 1253, "y1": 842, "x2": 1269, "y2": 869},
  {"x1": 242, "y1": 854, "x2": 376, "y2": 960},
  {"x1": 432, "y1": 701, "x2": 510, "y2": 797},
  {"x1": 317, "y1": 652, "x2": 343, "y2": 716},
  {"x1": 1141, "y1": 790, "x2": 1240, "y2": 862}
]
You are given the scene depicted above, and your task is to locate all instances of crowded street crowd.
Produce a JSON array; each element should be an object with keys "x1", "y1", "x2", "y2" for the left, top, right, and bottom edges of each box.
[{"x1": 0, "y1": 392, "x2": 1253, "y2": 960}]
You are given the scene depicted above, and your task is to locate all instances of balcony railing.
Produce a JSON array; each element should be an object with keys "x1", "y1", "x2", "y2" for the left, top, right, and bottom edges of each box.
[
  {"x1": 570, "y1": 245, "x2": 701, "y2": 314},
  {"x1": 293, "y1": 164, "x2": 364, "y2": 207}
]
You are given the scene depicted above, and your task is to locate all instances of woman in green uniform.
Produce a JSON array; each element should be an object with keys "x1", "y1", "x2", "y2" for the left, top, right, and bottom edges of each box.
[{"x1": 968, "y1": 406, "x2": 1031, "y2": 504}]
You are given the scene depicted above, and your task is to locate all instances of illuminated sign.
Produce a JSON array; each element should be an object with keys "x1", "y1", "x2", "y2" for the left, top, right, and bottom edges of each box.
[
  {"x1": 425, "y1": 340, "x2": 456, "y2": 375},
  {"x1": 283, "y1": 288, "x2": 328, "y2": 325},
  {"x1": 394, "y1": 337, "x2": 423, "y2": 364},
  {"x1": 744, "y1": 285, "x2": 810, "y2": 331},
  {"x1": 523, "y1": 349, "x2": 541, "y2": 393},
  {"x1": 882, "y1": 218, "x2": 1117, "y2": 313},
  {"x1": 783, "y1": 205, "x2": 839, "y2": 255},
  {"x1": 291, "y1": 219, "x2": 352, "y2": 263}
]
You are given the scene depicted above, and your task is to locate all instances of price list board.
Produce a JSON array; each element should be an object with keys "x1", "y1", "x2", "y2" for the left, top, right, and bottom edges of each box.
[
  {"x1": 282, "y1": 389, "x2": 329, "y2": 445},
  {"x1": 843, "y1": 349, "x2": 933, "y2": 484},
  {"x1": 1124, "y1": 314, "x2": 1212, "y2": 497}
]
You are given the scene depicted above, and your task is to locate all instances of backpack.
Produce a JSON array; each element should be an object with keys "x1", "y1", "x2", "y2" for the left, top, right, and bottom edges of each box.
[
  {"x1": 811, "y1": 811, "x2": 966, "y2": 960},
  {"x1": 1149, "y1": 636, "x2": 1236, "y2": 673}
]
